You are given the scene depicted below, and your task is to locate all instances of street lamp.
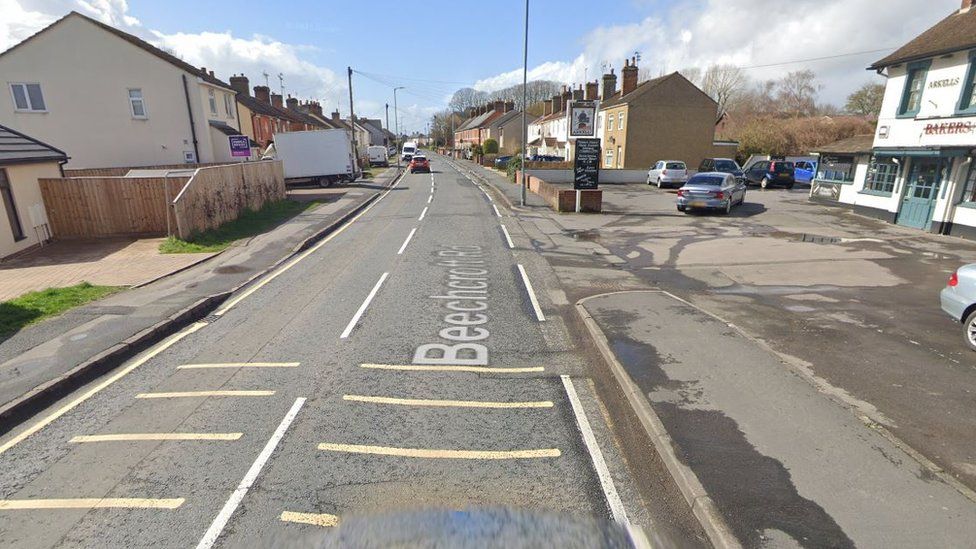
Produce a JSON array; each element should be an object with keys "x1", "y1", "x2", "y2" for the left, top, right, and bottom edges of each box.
[
  {"x1": 394, "y1": 86, "x2": 405, "y2": 170},
  {"x1": 520, "y1": 0, "x2": 529, "y2": 206}
]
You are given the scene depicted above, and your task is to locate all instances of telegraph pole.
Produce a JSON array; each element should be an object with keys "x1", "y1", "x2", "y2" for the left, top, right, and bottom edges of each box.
[
  {"x1": 347, "y1": 66, "x2": 359, "y2": 177},
  {"x1": 394, "y1": 86, "x2": 404, "y2": 170},
  {"x1": 385, "y1": 103, "x2": 390, "y2": 141},
  {"x1": 520, "y1": 0, "x2": 529, "y2": 206}
]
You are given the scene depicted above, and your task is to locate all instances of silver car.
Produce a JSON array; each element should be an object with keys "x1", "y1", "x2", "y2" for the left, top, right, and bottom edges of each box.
[
  {"x1": 647, "y1": 160, "x2": 688, "y2": 188},
  {"x1": 676, "y1": 172, "x2": 747, "y2": 215},
  {"x1": 940, "y1": 264, "x2": 976, "y2": 350}
]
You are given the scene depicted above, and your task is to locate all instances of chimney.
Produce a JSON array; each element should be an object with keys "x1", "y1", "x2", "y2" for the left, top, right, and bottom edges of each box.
[
  {"x1": 602, "y1": 69, "x2": 617, "y2": 101},
  {"x1": 622, "y1": 57, "x2": 639, "y2": 97},
  {"x1": 331, "y1": 109, "x2": 341, "y2": 122},
  {"x1": 562, "y1": 87, "x2": 572, "y2": 105},
  {"x1": 200, "y1": 66, "x2": 206, "y2": 74},
  {"x1": 551, "y1": 93, "x2": 563, "y2": 114},
  {"x1": 254, "y1": 85, "x2": 271, "y2": 104},
  {"x1": 543, "y1": 99, "x2": 553, "y2": 116},
  {"x1": 209, "y1": 70, "x2": 215, "y2": 77},
  {"x1": 271, "y1": 93, "x2": 283, "y2": 108},
  {"x1": 573, "y1": 84, "x2": 584, "y2": 101},
  {"x1": 468, "y1": 107, "x2": 477, "y2": 118},
  {"x1": 230, "y1": 74, "x2": 249, "y2": 96},
  {"x1": 504, "y1": 101, "x2": 515, "y2": 113},
  {"x1": 586, "y1": 80, "x2": 598, "y2": 101},
  {"x1": 286, "y1": 94, "x2": 299, "y2": 110},
  {"x1": 493, "y1": 100, "x2": 505, "y2": 113},
  {"x1": 307, "y1": 101, "x2": 323, "y2": 117}
]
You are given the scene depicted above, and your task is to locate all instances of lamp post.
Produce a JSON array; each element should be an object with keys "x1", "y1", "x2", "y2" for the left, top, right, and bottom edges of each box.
[
  {"x1": 394, "y1": 86, "x2": 405, "y2": 171},
  {"x1": 520, "y1": 0, "x2": 529, "y2": 206}
]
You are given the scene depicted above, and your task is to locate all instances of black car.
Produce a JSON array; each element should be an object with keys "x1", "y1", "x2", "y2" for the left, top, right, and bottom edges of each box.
[
  {"x1": 494, "y1": 155, "x2": 513, "y2": 169},
  {"x1": 744, "y1": 160, "x2": 795, "y2": 189},
  {"x1": 698, "y1": 158, "x2": 744, "y2": 182}
]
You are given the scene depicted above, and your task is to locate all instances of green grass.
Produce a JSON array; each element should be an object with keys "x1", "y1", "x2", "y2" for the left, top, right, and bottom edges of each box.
[
  {"x1": 0, "y1": 282, "x2": 122, "y2": 340},
  {"x1": 160, "y1": 199, "x2": 321, "y2": 254}
]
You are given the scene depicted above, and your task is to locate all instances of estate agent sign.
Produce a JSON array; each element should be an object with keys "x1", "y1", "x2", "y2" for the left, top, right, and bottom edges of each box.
[{"x1": 228, "y1": 135, "x2": 251, "y2": 157}]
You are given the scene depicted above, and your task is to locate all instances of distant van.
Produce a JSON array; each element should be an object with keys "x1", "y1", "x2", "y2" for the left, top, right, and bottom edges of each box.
[{"x1": 401, "y1": 141, "x2": 418, "y2": 161}]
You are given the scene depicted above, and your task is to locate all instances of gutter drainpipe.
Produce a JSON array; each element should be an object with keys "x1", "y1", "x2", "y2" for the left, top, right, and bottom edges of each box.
[{"x1": 182, "y1": 74, "x2": 201, "y2": 163}]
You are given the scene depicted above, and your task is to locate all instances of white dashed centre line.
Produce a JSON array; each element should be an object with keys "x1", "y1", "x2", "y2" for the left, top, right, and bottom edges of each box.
[
  {"x1": 397, "y1": 228, "x2": 417, "y2": 255},
  {"x1": 500, "y1": 224, "x2": 515, "y2": 249},
  {"x1": 340, "y1": 272, "x2": 389, "y2": 339},
  {"x1": 418, "y1": 206, "x2": 429, "y2": 221},
  {"x1": 427, "y1": 194, "x2": 433, "y2": 204}
]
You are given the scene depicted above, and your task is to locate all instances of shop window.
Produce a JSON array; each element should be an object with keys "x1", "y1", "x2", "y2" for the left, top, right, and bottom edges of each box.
[
  {"x1": 960, "y1": 161, "x2": 976, "y2": 203},
  {"x1": 898, "y1": 60, "x2": 930, "y2": 117},
  {"x1": 864, "y1": 156, "x2": 899, "y2": 194}
]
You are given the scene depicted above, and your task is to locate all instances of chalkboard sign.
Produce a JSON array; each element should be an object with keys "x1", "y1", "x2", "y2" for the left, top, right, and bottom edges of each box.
[{"x1": 574, "y1": 138, "x2": 600, "y2": 190}]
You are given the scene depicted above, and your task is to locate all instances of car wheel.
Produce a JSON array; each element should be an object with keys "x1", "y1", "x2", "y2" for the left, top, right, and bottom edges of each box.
[
  {"x1": 657, "y1": 178, "x2": 663, "y2": 189},
  {"x1": 965, "y1": 309, "x2": 976, "y2": 351},
  {"x1": 761, "y1": 177, "x2": 769, "y2": 190},
  {"x1": 677, "y1": 205, "x2": 685, "y2": 212},
  {"x1": 786, "y1": 183, "x2": 795, "y2": 190},
  {"x1": 724, "y1": 200, "x2": 732, "y2": 215}
]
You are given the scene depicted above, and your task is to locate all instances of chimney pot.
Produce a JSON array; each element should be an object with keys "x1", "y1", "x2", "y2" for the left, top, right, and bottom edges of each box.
[
  {"x1": 230, "y1": 74, "x2": 250, "y2": 96},
  {"x1": 572, "y1": 85, "x2": 584, "y2": 101},
  {"x1": 271, "y1": 93, "x2": 283, "y2": 108},
  {"x1": 331, "y1": 110, "x2": 341, "y2": 122},
  {"x1": 602, "y1": 71, "x2": 618, "y2": 101},
  {"x1": 254, "y1": 85, "x2": 271, "y2": 104},
  {"x1": 621, "y1": 57, "x2": 639, "y2": 97},
  {"x1": 493, "y1": 100, "x2": 505, "y2": 113},
  {"x1": 585, "y1": 80, "x2": 598, "y2": 101},
  {"x1": 286, "y1": 95, "x2": 299, "y2": 110},
  {"x1": 504, "y1": 100, "x2": 515, "y2": 113},
  {"x1": 209, "y1": 70, "x2": 215, "y2": 77}
]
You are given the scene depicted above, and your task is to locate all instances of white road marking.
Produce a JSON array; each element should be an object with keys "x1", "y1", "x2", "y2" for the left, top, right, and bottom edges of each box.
[
  {"x1": 340, "y1": 272, "x2": 389, "y2": 339},
  {"x1": 70, "y1": 433, "x2": 242, "y2": 443},
  {"x1": 427, "y1": 194, "x2": 433, "y2": 204},
  {"x1": 213, "y1": 174, "x2": 404, "y2": 316},
  {"x1": 500, "y1": 224, "x2": 515, "y2": 249},
  {"x1": 397, "y1": 229, "x2": 417, "y2": 255},
  {"x1": 0, "y1": 498, "x2": 184, "y2": 510},
  {"x1": 343, "y1": 394, "x2": 553, "y2": 409},
  {"x1": 516, "y1": 264, "x2": 546, "y2": 321},
  {"x1": 483, "y1": 190, "x2": 494, "y2": 202},
  {"x1": 492, "y1": 204, "x2": 501, "y2": 217},
  {"x1": 280, "y1": 511, "x2": 339, "y2": 527},
  {"x1": 177, "y1": 362, "x2": 299, "y2": 369},
  {"x1": 136, "y1": 390, "x2": 274, "y2": 399},
  {"x1": 418, "y1": 206, "x2": 429, "y2": 221},
  {"x1": 195, "y1": 398, "x2": 306, "y2": 549},
  {"x1": 318, "y1": 443, "x2": 560, "y2": 460},
  {"x1": 360, "y1": 363, "x2": 544, "y2": 374},
  {"x1": 560, "y1": 375, "x2": 629, "y2": 524},
  {"x1": 0, "y1": 321, "x2": 207, "y2": 457}
]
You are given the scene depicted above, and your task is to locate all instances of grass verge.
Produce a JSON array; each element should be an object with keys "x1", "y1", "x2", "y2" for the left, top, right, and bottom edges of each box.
[
  {"x1": 0, "y1": 282, "x2": 123, "y2": 340},
  {"x1": 160, "y1": 199, "x2": 320, "y2": 254}
]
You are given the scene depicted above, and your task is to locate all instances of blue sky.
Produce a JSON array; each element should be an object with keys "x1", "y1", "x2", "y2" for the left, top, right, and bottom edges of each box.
[{"x1": 2, "y1": 0, "x2": 963, "y2": 132}]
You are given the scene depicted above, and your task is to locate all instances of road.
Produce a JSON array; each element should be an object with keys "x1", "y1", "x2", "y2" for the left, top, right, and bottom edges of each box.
[{"x1": 0, "y1": 156, "x2": 701, "y2": 547}]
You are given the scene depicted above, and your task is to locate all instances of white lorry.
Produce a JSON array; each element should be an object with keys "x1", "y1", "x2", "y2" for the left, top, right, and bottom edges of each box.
[
  {"x1": 265, "y1": 129, "x2": 359, "y2": 187},
  {"x1": 367, "y1": 145, "x2": 389, "y2": 167},
  {"x1": 401, "y1": 141, "x2": 418, "y2": 162}
]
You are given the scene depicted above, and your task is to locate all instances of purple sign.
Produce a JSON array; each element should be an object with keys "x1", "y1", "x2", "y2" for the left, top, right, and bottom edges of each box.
[{"x1": 229, "y1": 135, "x2": 251, "y2": 157}]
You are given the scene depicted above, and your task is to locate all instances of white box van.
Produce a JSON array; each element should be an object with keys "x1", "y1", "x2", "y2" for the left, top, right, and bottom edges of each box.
[
  {"x1": 401, "y1": 141, "x2": 418, "y2": 162},
  {"x1": 367, "y1": 145, "x2": 389, "y2": 167}
]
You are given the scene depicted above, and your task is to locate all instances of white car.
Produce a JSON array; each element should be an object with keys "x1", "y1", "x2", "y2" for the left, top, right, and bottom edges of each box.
[{"x1": 647, "y1": 160, "x2": 688, "y2": 188}]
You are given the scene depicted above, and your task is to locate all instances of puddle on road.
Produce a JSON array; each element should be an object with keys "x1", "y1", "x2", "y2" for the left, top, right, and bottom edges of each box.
[{"x1": 214, "y1": 265, "x2": 250, "y2": 275}]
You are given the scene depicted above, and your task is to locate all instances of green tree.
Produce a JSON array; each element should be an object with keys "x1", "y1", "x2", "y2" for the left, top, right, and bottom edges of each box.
[
  {"x1": 845, "y1": 82, "x2": 885, "y2": 116},
  {"x1": 471, "y1": 143, "x2": 483, "y2": 157},
  {"x1": 482, "y1": 138, "x2": 499, "y2": 154}
]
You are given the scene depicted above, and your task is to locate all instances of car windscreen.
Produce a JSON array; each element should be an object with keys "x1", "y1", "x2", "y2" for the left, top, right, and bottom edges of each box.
[
  {"x1": 403, "y1": 147, "x2": 415, "y2": 153},
  {"x1": 714, "y1": 160, "x2": 739, "y2": 172},
  {"x1": 666, "y1": 162, "x2": 685, "y2": 169},
  {"x1": 687, "y1": 175, "x2": 725, "y2": 186}
]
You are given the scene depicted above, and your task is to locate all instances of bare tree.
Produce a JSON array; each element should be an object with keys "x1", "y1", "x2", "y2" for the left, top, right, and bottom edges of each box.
[
  {"x1": 678, "y1": 67, "x2": 702, "y2": 87},
  {"x1": 776, "y1": 70, "x2": 820, "y2": 117},
  {"x1": 700, "y1": 65, "x2": 747, "y2": 114},
  {"x1": 449, "y1": 88, "x2": 488, "y2": 113}
]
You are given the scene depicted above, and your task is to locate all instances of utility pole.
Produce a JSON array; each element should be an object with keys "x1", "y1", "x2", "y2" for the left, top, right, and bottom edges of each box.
[
  {"x1": 347, "y1": 67, "x2": 359, "y2": 177},
  {"x1": 385, "y1": 103, "x2": 390, "y2": 139},
  {"x1": 394, "y1": 86, "x2": 404, "y2": 170},
  {"x1": 520, "y1": 0, "x2": 529, "y2": 206},
  {"x1": 450, "y1": 112, "x2": 455, "y2": 158}
]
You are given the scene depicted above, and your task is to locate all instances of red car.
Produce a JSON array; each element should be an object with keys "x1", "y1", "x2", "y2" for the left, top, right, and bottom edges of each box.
[{"x1": 409, "y1": 155, "x2": 430, "y2": 173}]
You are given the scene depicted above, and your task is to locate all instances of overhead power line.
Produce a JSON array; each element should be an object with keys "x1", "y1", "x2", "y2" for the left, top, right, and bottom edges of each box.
[{"x1": 739, "y1": 47, "x2": 898, "y2": 70}]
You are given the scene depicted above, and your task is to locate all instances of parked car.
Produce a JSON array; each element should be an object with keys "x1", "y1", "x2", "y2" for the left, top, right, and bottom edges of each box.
[
  {"x1": 494, "y1": 155, "x2": 513, "y2": 169},
  {"x1": 744, "y1": 160, "x2": 795, "y2": 189},
  {"x1": 676, "y1": 172, "x2": 747, "y2": 215},
  {"x1": 647, "y1": 160, "x2": 688, "y2": 188},
  {"x1": 794, "y1": 160, "x2": 817, "y2": 184},
  {"x1": 941, "y1": 264, "x2": 976, "y2": 351},
  {"x1": 698, "y1": 158, "x2": 744, "y2": 182},
  {"x1": 409, "y1": 155, "x2": 431, "y2": 173},
  {"x1": 529, "y1": 154, "x2": 564, "y2": 162}
]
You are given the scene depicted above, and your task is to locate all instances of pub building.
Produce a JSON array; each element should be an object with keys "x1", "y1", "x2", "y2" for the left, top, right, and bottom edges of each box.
[{"x1": 815, "y1": 0, "x2": 976, "y2": 238}]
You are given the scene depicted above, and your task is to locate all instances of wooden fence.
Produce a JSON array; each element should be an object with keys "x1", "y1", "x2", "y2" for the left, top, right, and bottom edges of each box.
[
  {"x1": 172, "y1": 161, "x2": 285, "y2": 239},
  {"x1": 39, "y1": 176, "x2": 188, "y2": 238},
  {"x1": 63, "y1": 162, "x2": 226, "y2": 178}
]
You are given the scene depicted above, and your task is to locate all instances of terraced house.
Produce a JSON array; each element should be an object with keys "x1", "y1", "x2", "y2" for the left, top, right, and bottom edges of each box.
[{"x1": 824, "y1": 0, "x2": 976, "y2": 238}]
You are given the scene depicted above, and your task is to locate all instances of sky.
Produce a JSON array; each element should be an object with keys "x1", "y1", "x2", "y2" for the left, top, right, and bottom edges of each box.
[{"x1": 0, "y1": 0, "x2": 964, "y2": 132}]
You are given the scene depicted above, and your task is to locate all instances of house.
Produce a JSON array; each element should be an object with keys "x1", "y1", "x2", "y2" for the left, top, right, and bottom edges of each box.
[
  {"x1": 454, "y1": 102, "x2": 508, "y2": 153},
  {"x1": 598, "y1": 58, "x2": 731, "y2": 170},
  {"x1": 0, "y1": 11, "x2": 242, "y2": 169},
  {"x1": 358, "y1": 119, "x2": 389, "y2": 147},
  {"x1": 494, "y1": 110, "x2": 538, "y2": 155},
  {"x1": 478, "y1": 101, "x2": 516, "y2": 145},
  {"x1": 0, "y1": 125, "x2": 67, "y2": 260},
  {"x1": 527, "y1": 87, "x2": 577, "y2": 159},
  {"x1": 830, "y1": 0, "x2": 976, "y2": 238}
]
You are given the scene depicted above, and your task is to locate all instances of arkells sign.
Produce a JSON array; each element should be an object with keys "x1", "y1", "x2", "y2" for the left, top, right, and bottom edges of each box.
[
  {"x1": 573, "y1": 138, "x2": 600, "y2": 190},
  {"x1": 568, "y1": 100, "x2": 597, "y2": 137},
  {"x1": 229, "y1": 135, "x2": 251, "y2": 157}
]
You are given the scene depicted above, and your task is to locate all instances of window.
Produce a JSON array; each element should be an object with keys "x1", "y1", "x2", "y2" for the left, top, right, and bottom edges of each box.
[
  {"x1": 618, "y1": 112, "x2": 624, "y2": 130},
  {"x1": 898, "y1": 61, "x2": 930, "y2": 117},
  {"x1": 128, "y1": 88, "x2": 147, "y2": 118},
  {"x1": 9, "y1": 83, "x2": 46, "y2": 112},
  {"x1": 223, "y1": 93, "x2": 234, "y2": 117},
  {"x1": 208, "y1": 89, "x2": 217, "y2": 114},
  {"x1": 817, "y1": 155, "x2": 856, "y2": 182},
  {"x1": 605, "y1": 148, "x2": 614, "y2": 167},
  {"x1": 958, "y1": 51, "x2": 976, "y2": 113},
  {"x1": 864, "y1": 156, "x2": 899, "y2": 193},
  {"x1": 0, "y1": 169, "x2": 25, "y2": 241},
  {"x1": 607, "y1": 114, "x2": 613, "y2": 131},
  {"x1": 961, "y1": 160, "x2": 976, "y2": 203}
]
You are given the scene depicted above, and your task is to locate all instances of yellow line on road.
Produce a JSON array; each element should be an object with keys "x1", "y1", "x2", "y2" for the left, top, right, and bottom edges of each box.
[
  {"x1": 135, "y1": 390, "x2": 274, "y2": 399},
  {"x1": 360, "y1": 363, "x2": 544, "y2": 374},
  {"x1": 318, "y1": 443, "x2": 561, "y2": 460},
  {"x1": 177, "y1": 362, "x2": 299, "y2": 369},
  {"x1": 0, "y1": 321, "x2": 208, "y2": 457},
  {"x1": 343, "y1": 394, "x2": 553, "y2": 409},
  {"x1": 280, "y1": 511, "x2": 339, "y2": 527},
  {"x1": 70, "y1": 433, "x2": 243, "y2": 443},
  {"x1": 0, "y1": 498, "x2": 185, "y2": 510}
]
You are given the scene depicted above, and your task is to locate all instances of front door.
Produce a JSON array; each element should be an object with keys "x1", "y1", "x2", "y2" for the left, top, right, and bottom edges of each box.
[{"x1": 897, "y1": 158, "x2": 941, "y2": 229}]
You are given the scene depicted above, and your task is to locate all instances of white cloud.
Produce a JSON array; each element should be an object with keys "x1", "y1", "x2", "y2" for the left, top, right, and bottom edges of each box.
[{"x1": 474, "y1": 0, "x2": 962, "y2": 106}]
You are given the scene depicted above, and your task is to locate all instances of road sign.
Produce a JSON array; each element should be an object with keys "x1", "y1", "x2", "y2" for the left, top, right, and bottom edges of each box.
[
  {"x1": 229, "y1": 135, "x2": 251, "y2": 157},
  {"x1": 573, "y1": 138, "x2": 600, "y2": 190},
  {"x1": 568, "y1": 100, "x2": 597, "y2": 138}
]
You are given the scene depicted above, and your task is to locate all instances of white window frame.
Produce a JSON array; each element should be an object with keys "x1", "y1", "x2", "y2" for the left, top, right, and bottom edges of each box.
[
  {"x1": 223, "y1": 93, "x2": 234, "y2": 117},
  {"x1": 607, "y1": 114, "x2": 614, "y2": 131},
  {"x1": 9, "y1": 82, "x2": 47, "y2": 112},
  {"x1": 127, "y1": 88, "x2": 148, "y2": 119},
  {"x1": 618, "y1": 112, "x2": 624, "y2": 130},
  {"x1": 605, "y1": 148, "x2": 614, "y2": 167},
  {"x1": 208, "y1": 89, "x2": 217, "y2": 114}
]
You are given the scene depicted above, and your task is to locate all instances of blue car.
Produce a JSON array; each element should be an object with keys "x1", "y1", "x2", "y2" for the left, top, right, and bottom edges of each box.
[{"x1": 794, "y1": 160, "x2": 818, "y2": 184}]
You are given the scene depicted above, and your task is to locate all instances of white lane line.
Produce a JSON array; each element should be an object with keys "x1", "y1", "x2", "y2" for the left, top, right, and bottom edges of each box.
[
  {"x1": 71, "y1": 433, "x2": 242, "y2": 443},
  {"x1": 418, "y1": 206, "x2": 429, "y2": 221},
  {"x1": 483, "y1": 190, "x2": 494, "y2": 202},
  {"x1": 516, "y1": 264, "x2": 546, "y2": 321},
  {"x1": 0, "y1": 321, "x2": 207, "y2": 457},
  {"x1": 560, "y1": 375, "x2": 629, "y2": 524},
  {"x1": 213, "y1": 173, "x2": 404, "y2": 316},
  {"x1": 492, "y1": 204, "x2": 502, "y2": 217},
  {"x1": 0, "y1": 498, "x2": 184, "y2": 510},
  {"x1": 339, "y1": 272, "x2": 389, "y2": 339},
  {"x1": 343, "y1": 394, "x2": 553, "y2": 409},
  {"x1": 427, "y1": 194, "x2": 433, "y2": 204},
  {"x1": 397, "y1": 228, "x2": 417, "y2": 255},
  {"x1": 318, "y1": 443, "x2": 560, "y2": 460},
  {"x1": 177, "y1": 362, "x2": 299, "y2": 370},
  {"x1": 195, "y1": 397, "x2": 306, "y2": 549},
  {"x1": 360, "y1": 363, "x2": 544, "y2": 374},
  {"x1": 136, "y1": 390, "x2": 274, "y2": 399},
  {"x1": 500, "y1": 224, "x2": 515, "y2": 249}
]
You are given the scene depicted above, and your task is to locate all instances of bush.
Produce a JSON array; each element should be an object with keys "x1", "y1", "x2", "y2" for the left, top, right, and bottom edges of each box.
[
  {"x1": 506, "y1": 154, "x2": 523, "y2": 181},
  {"x1": 471, "y1": 144, "x2": 484, "y2": 157},
  {"x1": 482, "y1": 138, "x2": 499, "y2": 154}
]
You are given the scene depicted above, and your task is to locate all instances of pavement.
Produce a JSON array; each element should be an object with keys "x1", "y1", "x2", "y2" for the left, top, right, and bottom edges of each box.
[
  {"x1": 465, "y1": 163, "x2": 976, "y2": 547},
  {"x1": 0, "y1": 156, "x2": 703, "y2": 548},
  {"x1": 0, "y1": 172, "x2": 399, "y2": 425}
]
